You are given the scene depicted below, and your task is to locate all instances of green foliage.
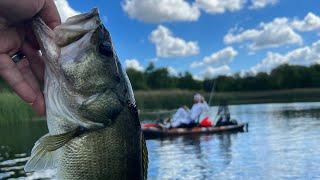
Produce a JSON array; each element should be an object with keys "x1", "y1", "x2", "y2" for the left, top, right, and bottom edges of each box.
[
  {"x1": 135, "y1": 90, "x2": 195, "y2": 110},
  {"x1": 0, "y1": 92, "x2": 38, "y2": 125},
  {"x1": 310, "y1": 64, "x2": 320, "y2": 87},
  {"x1": 145, "y1": 62, "x2": 155, "y2": 74},
  {"x1": 127, "y1": 63, "x2": 320, "y2": 92},
  {"x1": 146, "y1": 67, "x2": 175, "y2": 89},
  {"x1": 126, "y1": 68, "x2": 148, "y2": 90},
  {"x1": 270, "y1": 64, "x2": 309, "y2": 89},
  {"x1": 177, "y1": 72, "x2": 202, "y2": 90},
  {"x1": 0, "y1": 77, "x2": 10, "y2": 91},
  {"x1": 135, "y1": 89, "x2": 320, "y2": 110}
]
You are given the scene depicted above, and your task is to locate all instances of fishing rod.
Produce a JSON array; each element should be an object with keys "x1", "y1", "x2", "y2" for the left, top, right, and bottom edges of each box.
[{"x1": 208, "y1": 79, "x2": 216, "y2": 106}]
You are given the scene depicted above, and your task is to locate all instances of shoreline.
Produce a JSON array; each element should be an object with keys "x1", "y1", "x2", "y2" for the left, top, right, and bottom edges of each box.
[
  {"x1": 1, "y1": 88, "x2": 320, "y2": 124},
  {"x1": 135, "y1": 88, "x2": 320, "y2": 110}
]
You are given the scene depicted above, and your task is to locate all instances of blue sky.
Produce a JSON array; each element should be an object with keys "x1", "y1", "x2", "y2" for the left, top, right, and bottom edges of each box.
[{"x1": 56, "y1": 0, "x2": 320, "y2": 79}]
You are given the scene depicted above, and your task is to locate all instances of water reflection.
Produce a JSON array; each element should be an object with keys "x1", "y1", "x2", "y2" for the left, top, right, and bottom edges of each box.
[
  {"x1": 280, "y1": 108, "x2": 320, "y2": 119},
  {"x1": 147, "y1": 102, "x2": 320, "y2": 180},
  {"x1": 0, "y1": 121, "x2": 47, "y2": 179},
  {"x1": 1, "y1": 102, "x2": 320, "y2": 179},
  {"x1": 216, "y1": 134, "x2": 233, "y2": 169},
  {"x1": 148, "y1": 132, "x2": 239, "y2": 180}
]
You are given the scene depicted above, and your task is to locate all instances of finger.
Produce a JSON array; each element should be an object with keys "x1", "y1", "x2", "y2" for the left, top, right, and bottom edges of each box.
[
  {"x1": 0, "y1": 0, "x2": 44, "y2": 24},
  {"x1": 16, "y1": 58, "x2": 41, "y2": 91},
  {"x1": 39, "y1": 0, "x2": 61, "y2": 29},
  {"x1": 16, "y1": 58, "x2": 45, "y2": 116},
  {"x1": 22, "y1": 42, "x2": 44, "y2": 81},
  {"x1": 31, "y1": 90, "x2": 45, "y2": 116},
  {"x1": 0, "y1": 54, "x2": 45, "y2": 115},
  {"x1": 0, "y1": 27, "x2": 22, "y2": 55}
]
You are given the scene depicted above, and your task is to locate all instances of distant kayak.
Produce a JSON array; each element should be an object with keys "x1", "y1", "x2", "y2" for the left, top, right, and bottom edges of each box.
[{"x1": 142, "y1": 123, "x2": 248, "y2": 139}]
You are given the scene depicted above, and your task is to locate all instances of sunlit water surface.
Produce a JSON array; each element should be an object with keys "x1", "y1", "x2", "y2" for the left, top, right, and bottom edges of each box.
[{"x1": 1, "y1": 102, "x2": 320, "y2": 179}]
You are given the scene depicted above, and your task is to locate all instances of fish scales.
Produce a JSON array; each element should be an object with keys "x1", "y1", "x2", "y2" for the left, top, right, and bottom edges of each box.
[
  {"x1": 59, "y1": 108, "x2": 142, "y2": 179},
  {"x1": 24, "y1": 8, "x2": 148, "y2": 180}
]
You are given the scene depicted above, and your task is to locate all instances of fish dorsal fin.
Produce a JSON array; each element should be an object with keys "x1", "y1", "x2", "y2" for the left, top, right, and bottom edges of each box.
[{"x1": 24, "y1": 128, "x2": 79, "y2": 172}]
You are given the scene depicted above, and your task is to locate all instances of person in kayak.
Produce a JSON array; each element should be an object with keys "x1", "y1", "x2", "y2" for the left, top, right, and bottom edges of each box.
[
  {"x1": 215, "y1": 100, "x2": 238, "y2": 127},
  {"x1": 164, "y1": 93, "x2": 209, "y2": 128}
]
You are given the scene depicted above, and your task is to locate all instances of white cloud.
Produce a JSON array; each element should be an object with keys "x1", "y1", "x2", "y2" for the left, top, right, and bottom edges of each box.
[
  {"x1": 190, "y1": 61, "x2": 204, "y2": 68},
  {"x1": 195, "y1": 0, "x2": 246, "y2": 14},
  {"x1": 191, "y1": 47, "x2": 238, "y2": 68},
  {"x1": 122, "y1": 0, "x2": 200, "y2": 23},
  {"x1": 249, "y1": 0, "x2": 278, "y2": 9},
  {"x1": 121, "y1": 0, "x2": 280, "y2": 23},
  {"x1": 292, "y1": 12, "x2": 320, "y2": 32},
  {"x1": 249, "y1": 40, "x2": 320, "y2": 74},
  {"x1": 203, "y1": 65, "x2": 232, "y2": 79},
  {"x1": 167, "y1": 66, "x2": 178, "y2": 76},
  {"x1": 125, "y1": 59, "x2": 144, "y2": 71},
  {"x1": 249, "y1": 52, "x2": 286, "y2": 74},
  {"x1": 224, "y1": 17, "x2": 303, "y2": 50},
  {"x1": 148, "y1": 57, "x2": 159, "y2": 63},
  {"x1": 150, "y1": 25, "x2": 200, "y2": 58},
  {"x1": 54, "y1": 0, "x2": 80, "y2": 22},
  {"x1": 193, "y1": 75, "x2": 203, "y2": 81}
]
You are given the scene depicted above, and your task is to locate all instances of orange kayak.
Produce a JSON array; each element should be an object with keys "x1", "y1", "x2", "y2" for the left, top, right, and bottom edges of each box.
[{"x1": 142, "y1": 123, "x2": 248, "y2": 139}]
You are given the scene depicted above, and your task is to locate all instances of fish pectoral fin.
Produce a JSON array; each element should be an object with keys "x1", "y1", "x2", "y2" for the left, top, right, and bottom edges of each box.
[{"x1": 24, "y1": 128, "x2": 79, "y2": 172}]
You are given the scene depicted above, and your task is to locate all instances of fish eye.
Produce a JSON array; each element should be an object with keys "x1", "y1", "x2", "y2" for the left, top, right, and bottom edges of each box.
[{"x1": 99, "y1": 42, "x2": 114, "y2": 57}]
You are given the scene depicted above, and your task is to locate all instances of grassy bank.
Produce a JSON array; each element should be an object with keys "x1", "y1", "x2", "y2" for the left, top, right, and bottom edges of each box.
[
  {"x1": 0, "y1": 92, "x2": 37, "y2": 124},
  {"x1": 1, "y1": 88, "x2": 320, "y2": 124},
  {"x1": 135, "y1": 88, "x2": 320, "y2": 110}
]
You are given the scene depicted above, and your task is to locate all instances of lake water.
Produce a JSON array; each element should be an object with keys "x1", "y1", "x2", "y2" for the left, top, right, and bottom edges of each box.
[{"x1": 1, "y1": 102, "x2": 320, "y2": 179}]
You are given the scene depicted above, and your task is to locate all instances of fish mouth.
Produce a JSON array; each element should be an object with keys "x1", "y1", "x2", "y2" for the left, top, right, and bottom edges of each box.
[
  {"x1": 31, "y1": 8, "x2": 104, "y2": 68},
  {"x1": 94, "y1": 25, "x2": 114, "y2": 57},
  {"x1": 55, "y1": 9, "x2": 115, "y2": 60},
  {"x1": 54, "y1": 8, "x2": 102, "y2": 47},
  {"x1": 32, "y1": 8, "x2": 118, "y2": 125}
]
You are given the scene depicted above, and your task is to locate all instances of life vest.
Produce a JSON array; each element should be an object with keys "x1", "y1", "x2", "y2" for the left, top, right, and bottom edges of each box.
[
  {"x1": 199, "y1": 117, "x2": 213, "y2": 127},
  {"x1": 143, "y1": 123, "x2": 158, "y2": 128}
]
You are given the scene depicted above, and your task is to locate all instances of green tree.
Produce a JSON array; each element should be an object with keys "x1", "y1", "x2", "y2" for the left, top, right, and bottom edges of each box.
[
  {"x1": 178, "y1": 72, "x2": 202, "y2": 90},
  {"x1": 126, "y1": 68, "x2": 148, "y2": 90},
  {"x1": 147, "y1": 68, "x2": 175, "y2": 89},
  {"x1": 145, "y1": 62, "x2": 155, "y2": 74},
  {"x1": 123, "y1": 63, "x2": 320, "y2": 92},
  {"x1": 310, "y1": 64, "x2": 320, "y2": 87}
]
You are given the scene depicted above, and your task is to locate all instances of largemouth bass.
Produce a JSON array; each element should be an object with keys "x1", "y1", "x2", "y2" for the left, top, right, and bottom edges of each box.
[{"x1": 24, "y1": 9, "x2": 148, "y2": 180}]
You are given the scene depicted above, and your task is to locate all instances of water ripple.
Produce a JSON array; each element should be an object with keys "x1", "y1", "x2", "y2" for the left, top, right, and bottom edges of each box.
[{"x1": 1, "y1": 102, "x2": 320, "y2": 179}]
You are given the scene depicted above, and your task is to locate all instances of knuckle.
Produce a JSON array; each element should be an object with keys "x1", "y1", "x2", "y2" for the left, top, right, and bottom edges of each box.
[
  {"x1": 31, "y1": 0, "x2": 46, "y2": 15},
  {"x1": 0, "y1": 54, "x2": 15, "y2": 71},
  {"x1": 17, "y1": 59, "x2": 30, "y2": 69},
  {"x1": 0, "y1": 29, "x2": 22, "y2": 54}
]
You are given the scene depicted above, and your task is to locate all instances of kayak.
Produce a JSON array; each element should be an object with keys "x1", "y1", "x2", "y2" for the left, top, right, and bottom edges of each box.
[{"x1": 142, "y1": 123, "x2": 248, "y2": 139}]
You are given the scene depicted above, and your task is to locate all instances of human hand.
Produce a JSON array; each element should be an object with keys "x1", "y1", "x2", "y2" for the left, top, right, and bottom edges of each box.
[{"x1": 0, "y1": 0, "x2": 61, "y2": 116}]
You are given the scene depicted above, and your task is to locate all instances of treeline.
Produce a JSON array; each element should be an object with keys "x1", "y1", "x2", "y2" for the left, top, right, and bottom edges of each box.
[
  {"x1": 127, "y1": 63, "x2": 320, "y2": 92},
  {"x1": 1, "y1": 63, "x2": 320, "y2": 93},
  {"x1": 126, "y1": 63, "x2": 202, "y2": 91}
]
